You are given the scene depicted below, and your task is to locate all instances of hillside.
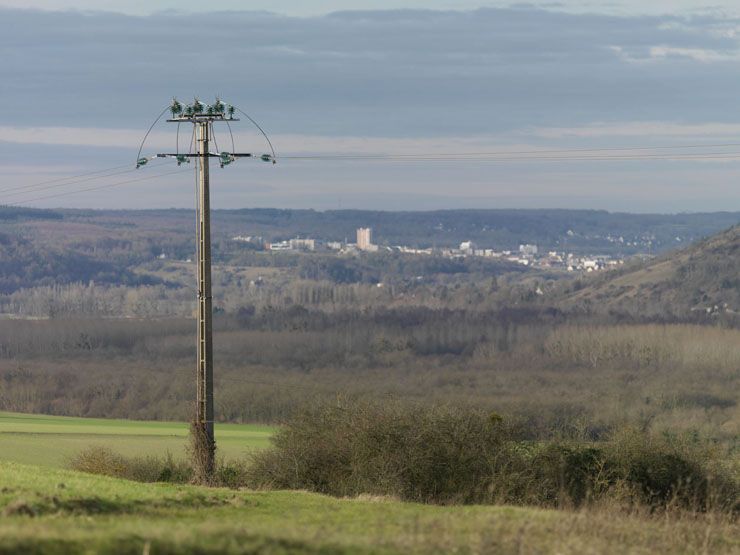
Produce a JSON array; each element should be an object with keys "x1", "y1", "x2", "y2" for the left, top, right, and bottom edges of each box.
[
  {"x1": 558, "y1": 225, "x2": 739, "y2": 320},
  {"x1": 1, "y1": 462, "x2": 736, "y2": 554},
  {"x1": 0, "y1": 231, "x2": 164, "y2": 295}
]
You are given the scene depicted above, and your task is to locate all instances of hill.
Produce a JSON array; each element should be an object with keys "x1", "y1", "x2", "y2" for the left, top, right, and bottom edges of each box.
[
  {"x1": 0, "y1": 461, "x2": 735, "y2": 554},
  {"x1": 557, "y1": 225, "x2": 739, "y2": 320},
  {"x1": 0, "y1": 206, "x2": 737, "y2": 296}
]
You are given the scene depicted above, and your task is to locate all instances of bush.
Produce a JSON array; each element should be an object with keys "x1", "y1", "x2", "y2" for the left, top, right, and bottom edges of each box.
[
  {"x1": 69, "y1": 446, "x2": 250, "y2": 489},
  {"x1": 247, "y1": 400, "x2": 515, "y2": 504},
  {"x1": 70, "y1": 446, "x2": 191, "y2": 483},
  {"x1": 528, "y1": 444, "x2": 607, "y2": 507},
  {"x1": 604, "y1": 428, "x2": 738, "y2": 512},
  {"x1": 247, "y1": 400, "x2": 739, "y2": 511}
]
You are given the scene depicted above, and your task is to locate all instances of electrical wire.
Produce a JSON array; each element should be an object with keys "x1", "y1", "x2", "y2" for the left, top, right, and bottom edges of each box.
[
  {"x1": 279, "y1": 151, "x2": 740, "y2": 162},
  {"x1": 0, "y1": 163, "x2": 169, "y2": 200},
  {"x1": 231, "y1": 105, "x2": 277, "y2": 160},
  {"x1": 0, "y1": 163, "x2": 137, "y2": 195},
  {"x1": 209, "y1": 121, "x2": 220, "y2": 156},
  {"x1": 135, "y1": 104, "x2": 171, "y2": 164},
  {"x1": 2, "y1": 167, "x2": 191, "y2": 207},
  {"x1": 225, "y1": 120, "x2": 236, "y2": 155},
  {"x1": 279, "y1": 142, "x2": 740, "y2": 160}
]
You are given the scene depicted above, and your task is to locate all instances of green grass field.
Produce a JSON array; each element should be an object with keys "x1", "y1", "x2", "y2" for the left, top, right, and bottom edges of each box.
[
  {"x1": 0, "y1": 413, "x2": 737, "y2": 553},
  {"x1": 1, "y1": 461, "x2": 737, "y2": 554},
  {"x1": 0, "y1": 412, "x2": 273, "y2": 468}
]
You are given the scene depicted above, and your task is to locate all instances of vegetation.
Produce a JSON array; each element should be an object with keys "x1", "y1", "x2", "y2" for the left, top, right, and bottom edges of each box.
[
  {"x1": 1, "y1": 320, "x2": 737, "y2": 450},
  {"x1": 1, "y1": 210, "x2": 738, "y2": 551},
  {"x1": 0, "y1": 412, "x2": 272, "y2": 467},
  {"x1": 1, "y1": 461, "x2": 738, "y2": 554},
  {"x1": 247, "y1": 400, "x2": 738, "y2": 512},
  {"x1": 0, "y1": 207, "x2": 738, "y2": 297},
  {"x1": 554, "y1": 225, "x2": 740, "y2": 320}
]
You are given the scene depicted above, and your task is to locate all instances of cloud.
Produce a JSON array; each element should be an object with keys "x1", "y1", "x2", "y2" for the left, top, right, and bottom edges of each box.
[
  {"x1": 530, "y1": 121, "x2": 740, "y2": 139},
  {"x1": 2, "y1": 6, "x2": 740, "y2": 137},
  {"x1": 2, "y1": 6, "x2": 740, "y2": 211}
]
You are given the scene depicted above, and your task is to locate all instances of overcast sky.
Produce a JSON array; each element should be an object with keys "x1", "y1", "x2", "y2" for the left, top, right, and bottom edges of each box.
[
  {"x1": 1, "y1": 2, "x2": 740, "y2": 212},
  {"x1": 3, "y1": 1, "x2": 740, "y2": 17}
]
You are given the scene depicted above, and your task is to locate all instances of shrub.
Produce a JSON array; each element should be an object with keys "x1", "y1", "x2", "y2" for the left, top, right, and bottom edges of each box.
[
  {"x1": 69, "y1": 446, "x2": 248, "y2": 489},
  {"x1": 214, "y1": 460, "x2": 250, "y2": 489},
  {"x1": 247, "y1": 399, "x2": 515, "y2": 504},
  {"x1": 528, "y1": 444, "x2": 608, "y2": 507},
  {"x1": 604, "y1": 428, "x2": 738, "y2": 512},
  {"x1": 247, "y1": 400, "x2": 739, "y2": 511},
  {"x1": 69, "y1": 446, "x2": 191, "y2": 483}
]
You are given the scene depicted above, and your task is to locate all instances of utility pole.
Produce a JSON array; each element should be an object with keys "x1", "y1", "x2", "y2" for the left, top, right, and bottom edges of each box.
[
  {"x1": 194, "y1": 117, "x2": 215, "y2": 477},
  {"x1": 141, "y1": 97, "x2": 274, "y2": 482}
]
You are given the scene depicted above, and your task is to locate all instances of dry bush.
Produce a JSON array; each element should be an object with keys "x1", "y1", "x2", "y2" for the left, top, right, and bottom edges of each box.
[
  {"x1": 69, "y1": 445, "x2": 250, "y2": 489},
  {"x1": 69, "y1": 446, "x2": 191, "y2": 483},
  {"x1": 247, "y1": 400, "x2": 739, "y2": 512},
  {"x1": 544, "y1": 324, "x2": 740, "y2": 372},
  {"x1": 247, "y1": 399, "x2": 516, "y2": 504}
]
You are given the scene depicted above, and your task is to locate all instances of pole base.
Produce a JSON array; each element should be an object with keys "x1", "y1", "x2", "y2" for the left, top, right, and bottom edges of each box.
[{"x1": 189, "y1": 421, "x2": 216, "y2": 485}]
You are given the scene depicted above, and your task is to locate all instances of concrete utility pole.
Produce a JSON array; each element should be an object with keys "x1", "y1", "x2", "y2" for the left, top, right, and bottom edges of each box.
[
  {"x1": 144, "y1": 97, "x2": 275, "y2": 481},
  {"x1": 194, "y1": 118, "x2": 215, "y2": 470}
]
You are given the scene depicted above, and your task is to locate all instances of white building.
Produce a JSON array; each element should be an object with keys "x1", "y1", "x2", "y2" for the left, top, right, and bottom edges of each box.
[
  {"x1": 519, "y1": 244, "x2": 538, "y2": 256},
  {"x1": 357, "y1": 227, "x2": 378, "y2": 251},
  {"x1": 268, "y1": 240, "x2": 291, "y2": 251},
  {"x1": 459, "y1": 241, "x2": 476, "y2": 254},
  {"x1": 289, "y1": 238, "x2": 316, "y2": 251}
]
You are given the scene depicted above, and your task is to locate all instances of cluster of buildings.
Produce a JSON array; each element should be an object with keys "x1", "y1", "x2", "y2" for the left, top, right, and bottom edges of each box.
[
  {"x1": 440, "y1": 241, "x2": 623, "y2": 272},
  {"x1": 231, "y1": 228, "x2": 379, "y2": 253},
  {"x1": 231, "y1": 228, "x2": 625, "y2": 273}
]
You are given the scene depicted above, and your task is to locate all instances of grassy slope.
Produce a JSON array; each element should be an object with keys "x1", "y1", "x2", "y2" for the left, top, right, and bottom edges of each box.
[
  {"x1": 559, "y1": 225, "x2": 739, "y2": 316},
  {"x1": 1, "y1": 462, "x2": 737, "y2": 555},
  {"x1": 0, "y1": 412, "x2": 272, "y2": 467}
]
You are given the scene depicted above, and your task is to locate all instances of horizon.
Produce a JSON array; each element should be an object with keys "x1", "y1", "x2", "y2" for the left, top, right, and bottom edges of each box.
[{"x1": 10, "y1": 204, "x2": 740, "y2": 217}]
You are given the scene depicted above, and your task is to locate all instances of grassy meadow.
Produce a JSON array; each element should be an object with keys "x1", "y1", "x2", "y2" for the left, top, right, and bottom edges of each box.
[
  {"x1": 0, "y1": 411, "x2": 272, "y2": 468},
  {"x1": 1, "y1": 460, "x2": 737, "y2": 555}
]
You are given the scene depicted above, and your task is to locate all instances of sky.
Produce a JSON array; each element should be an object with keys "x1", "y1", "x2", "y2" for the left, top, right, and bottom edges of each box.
[{"x1": 1, "y1": 1, "x2": 740, "y2": 212}]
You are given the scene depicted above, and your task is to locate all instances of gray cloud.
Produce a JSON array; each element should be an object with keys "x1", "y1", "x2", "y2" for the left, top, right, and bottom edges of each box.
[
  {"x1": 2, "y1": 6, "x2": 740, "y2": 212},
  {"x1": 2, "y1": 7, "x2": 740, "y2": 136}
]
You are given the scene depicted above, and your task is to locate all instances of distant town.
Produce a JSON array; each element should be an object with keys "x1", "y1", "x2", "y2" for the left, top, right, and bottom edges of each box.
[{"x1": 231, "y1": 227, "x2": 629, "y2": 273}]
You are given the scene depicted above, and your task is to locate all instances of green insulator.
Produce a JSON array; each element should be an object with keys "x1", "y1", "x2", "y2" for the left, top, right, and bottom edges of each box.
[
  {"x1": 176, "y1": 154, "x2": 188, "y2": 165},
  {"x1": 260, "y1": 154, "x2": 272, "y2": 162},
  {"x1": 193, "y1": 101, "x2": 204, "y2": 114},
  {"x1": 136, "y1": 157, "x2": 148, "y2": 168},
  {"x1": 214, "y1": 101, "x2": 225, "y2": 114},
  {"x1": 170, "y1": 100, "x2": 182, "y2": 116},
  {"x1": 219, "y1": 152, "x2": 235, "y2": 167},
  {"x1": 227, "y1": 105, "x2": 235, "y2": 117}
]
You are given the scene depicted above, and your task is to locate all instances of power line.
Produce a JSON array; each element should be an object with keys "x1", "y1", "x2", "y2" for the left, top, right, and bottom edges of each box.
[
  {"x1": 279, "y1": 142, "x2": 740, "y2": 160},
  {"x1": 4, "y1": 141, "x2": 740, "y2": 199},
  {"x1": 2, "y1": 167, "x2": 191, "y2": 207},
  {"x1": 280, "y1": 151, "x2": 740, "y2": 162},
  {"x1": 0, "y1": 163, "x2": 137, "y2": 195},
  {"x1": 0, "y1": 163, "x2": 169, "y2": 199}
]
